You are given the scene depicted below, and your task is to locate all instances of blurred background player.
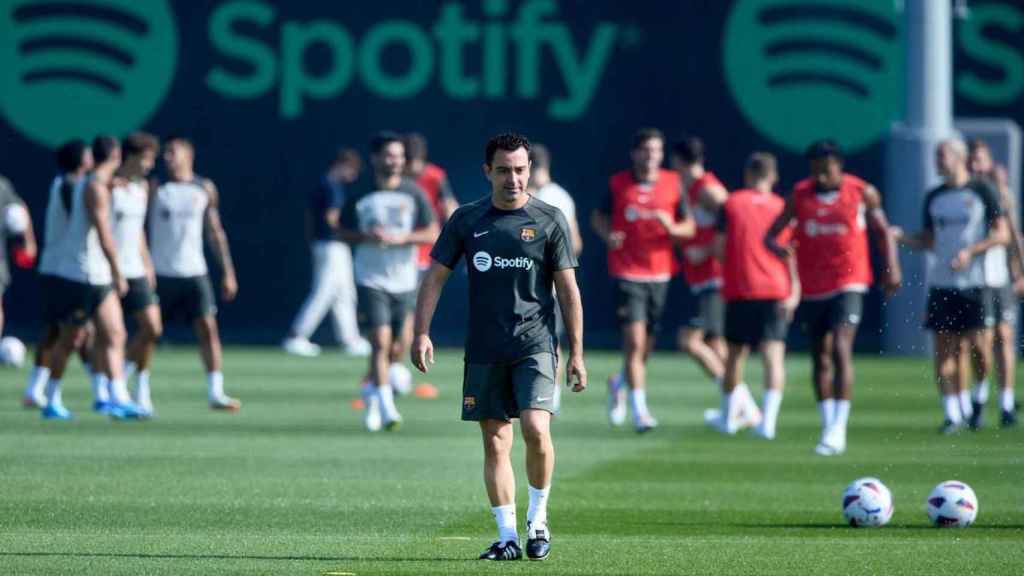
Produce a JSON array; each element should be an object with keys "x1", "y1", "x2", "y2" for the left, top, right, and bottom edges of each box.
[
  {"x1": 340, "y1": 132, "x2": 437, "y2": 431},
  {"x1": 528, "y1": 143, "x2": 583, "y2": 413},
  {"x1": 0, "y1": 172, "x2": 38, "y2": 336},
  {"x1": 21, "y1": 140, "x2": 93, "y2": 409},
  {"x1": 112, "y1": 132, "x2": 162, "y2": 417},
  {"x1": 151, "y1": 137, "x2": 241, "y2": 411},
  {"x1": 671, "y1": 137, "x2": 761, "y2": 425},
  {"x1": 591, "y1": 128, "x2": 694, "y2": 432},
  {"x1": 711, "y1": 152, "x2": 798, "y2": 439},
  {"x1": 967, "y1": 138, "x2": 1022, "y2": 427},
  {"x1": 42, "y1": 136, "x2": 132, "y2": 420},
  {"x1": 282, "y1": 148, "x2": 370, "y2": 358},
  {"x1": 765, "y1": 140, "x2": 902, "y2": 455},
  {"x1": 895, "y1": 139, "x2": 1010, "y2": 433}
]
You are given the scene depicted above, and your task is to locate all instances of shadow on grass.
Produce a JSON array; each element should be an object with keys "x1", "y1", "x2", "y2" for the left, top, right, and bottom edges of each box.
[{"x1": 0, "y1": 551, "x2": 474, "y2": 563}]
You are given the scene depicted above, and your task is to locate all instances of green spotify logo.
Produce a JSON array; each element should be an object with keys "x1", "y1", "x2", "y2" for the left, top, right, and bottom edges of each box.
[
  {"x1": 723, "y1": 0, "x2": 902, "y2": 154},
  {"x1": 0, "y1": 0, "x2": 177, "y2": 147}
]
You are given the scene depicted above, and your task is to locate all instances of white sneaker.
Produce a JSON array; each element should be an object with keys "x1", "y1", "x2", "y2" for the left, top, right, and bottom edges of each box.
[
  {"x1": 283, "y1": 337, "x2": 321, "y2": 357},
  {"x1": 752, "y1": 422, "x2": 775, "y2": 440},
  {"x1": 815, "y1": 425, "x2": 846, "y2": 455},
  {"x1": 364, "y1": 394, "x2": 382, "y2": 432},
  {"x1": 607, "y1": 373, "x2": 626, "y2": 427},
  {"x1": 342, "y1": 339, "x2": 372, "y2": 357},
  {"x1": 635, "y1": 412, "x2": 658, "y2": 433},
  {"x1": 388, "y1": 363, "x2": 413, "y2": 396},
  {"x1": 704, "y1": 409, "x2": 736, "y2": 435},
  {"x1": 734, "y1": 385, "x2": 763, "y2": 430}
]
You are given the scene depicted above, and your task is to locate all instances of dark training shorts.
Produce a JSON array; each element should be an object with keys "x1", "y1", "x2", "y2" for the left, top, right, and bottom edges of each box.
[
  {"x1": 992, "y1": 283, "x2": 1018, "y2": 327},
  {"x1": 41, "y1": 275, "x2": 111, "y2": 326},
  {"x1": 725, "y1": 299, "x2": 789, "y2": 347},
  {"x1": 461, "y1": 352, "x2": 558, "y2": 421},
  {"x1": 924, "y1": 287, "x2": 994, "y2": 333},
  {"x1": 357, "y1": 286, "x2": 415, "y2": 335},
  {"x1": 614, "y1": 279, "x2": 669, "y2": 334},
  {"x1": 798, "y1": 291, "x2": 864, "y2": 339},
  {"x1": 684, "y1": 286, "x2": 725, "y2": 338},
  {"x1": 157, "y1": 275, "x2": 217, "y2": 324},
  {"x1": 121, "y1": 278, "x2": 159, "y2": 316}
]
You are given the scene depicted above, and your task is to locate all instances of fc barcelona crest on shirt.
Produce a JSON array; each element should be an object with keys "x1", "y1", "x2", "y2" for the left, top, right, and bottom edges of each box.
[{"x1": 520, "y1": 228, "x2": 536, "y2": 241}]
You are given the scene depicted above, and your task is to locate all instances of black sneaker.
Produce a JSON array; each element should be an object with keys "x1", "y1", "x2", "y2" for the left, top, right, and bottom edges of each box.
[
  {"x1": 968, "y1": 401, "x2": 984, "y2": 430},
  {"x1": 1001, "y1": 408, "x2": 1018, "y2": 428},
  {"x1": 479, "y1": 540, "x2": 522, "y2": 561},
  {"x1": 526, "y1": 522, "x2": 550, "y2": 561},
  {"x1": 939, "y1": 419, "x2": 963, "y2": 435}
]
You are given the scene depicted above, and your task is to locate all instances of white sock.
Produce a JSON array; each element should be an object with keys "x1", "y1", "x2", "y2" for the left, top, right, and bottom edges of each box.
[
  {"x1": 762, "y1": 389, "x2": 783, "y2": 436},
  {"x1": 958, "y1": 389, "x2": 974, "y2": 419},
  {"x1": 972, "y1": 379, "x2": 990, "y2": 405},
  {"x1": 208, "y1": 371, "x2": 225, "y2": 401},
  {"x1": 527, "y1": 485, "x2": 550, "y2": 526},
  {"x1": 491, "y1": 504, "x2": 518, "y2": 544},
  {"x1": 943, "y1": 395, "x2": 963, "y2": 424},
  {"x1": 377, "y1": 383, "x2": 399, "y2": 421},
  {"x1": 818, "y1": 399, "x2": 836, "y2": 430},
  {"x1": 1002, "y1": 388, "x2": 1016, "y2": 413},
  {"x1": 44, "y1": 378, "x2": 63, "y2": 407},
  {"x1": 720, "y1": 389, "x2": 736, "y2": 432},
  {"x1": 834, "y1": 399, "x2": 851, "y2": 431},
  {"x1": 136, "y1": 370, "x2": 151, "y2": 408},
  {"x1": 629, "y1": 388, "x2": 648, "y2": 418},
  {"x1": 24, "y1": 366, "x2": 50, "y2": 399},
  {"x1": 92, "y1": 373, "x2": 111, "y2": 403},
  {"x1": 109, "y1": 378, "x2": 131, "y2": 405}
]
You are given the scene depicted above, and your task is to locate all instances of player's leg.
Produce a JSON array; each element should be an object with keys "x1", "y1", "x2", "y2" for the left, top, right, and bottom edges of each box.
[
  {"x1": 23, "y1": 323, "x2": 58, "y2": 408},
  {"x1": 40, "y1": 323, "x2": 88, "y2": 419},
  {"x1": 934, "y1": 330, "x2": 964, "y2": 432},
  {"x1": 284, "y1": 242, "x2": 333, "y2": 357},
  {"x1": 93, "y1": 289, "x2": 142, "y2": 418},
  {"x1": 385, "y1": 304, "x2": 415, "y2": 396},
  {"x1": 680, "y1": 326, "x2": 724, "y2": 380},
  {"x1": 129, "y1": 304, "x2": 162, "y2": 414},
  {"x1": 189, "y1": 276, "x2": 238, "y2": 410},
  {"x1": 965, "y1": 326, "x2": 993, "y2": 424},
  {"x1": 753, "y1": 300, "x2": 788, "y2": 440},
  {"x1": 479, "y1": 417, "x2": 521, "y2": 559},
  {"x1": 993, "y1": 319, "x2": 1017, "y2": 426},
  {"x1": 821, "y1": 323, "x2": 857, "y2": 454},
  {"x1": 520, "y1": 409, "x2": 553, "y2": 560},
  {"x1": 714, "y1": 341, "x2": 749, "y2": 434},
  {"x1": 623, "y1": 321, "x2": 653, "y2": 431}
]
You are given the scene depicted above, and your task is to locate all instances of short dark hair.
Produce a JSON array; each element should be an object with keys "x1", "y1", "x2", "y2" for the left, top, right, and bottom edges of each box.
[
  {"x1": 371, "y1": 131, "x2": 403, "y2": 155},
  {"x1": 403, "y1": 132, "x2": 428, "y2": 161},
  {"x1": 805, "y1": 139, "x2": 842, "y2": 162},
  {"x1": 123, "y1": 131, "x2": 159, "y2": 158},
  {"x1": 530, "y1": 143, "x2": 551, "y2": 170},
  {"x1": 745, "y1": 152, "x2": 777, "y2": 181},
  {"x1": 632, "y1": 127, "x2": 663, "y2": 150},
  {"x1": 91, "y1": 135, "x2": 120, "y2": 164},
  {"x1": 165, "y1": 134, "x2": 194, "y2": 153},
  {"x1": 672, "y1": 136, "x2": 704, "y2": 164},
  {"x1": 484, "y1": 132, "x2": 530, "y2": 166},
  {"x1": 56, "y1": 139, "x2": 89, "y2": 173},
  {"x1": 331, "y1": 147, "x2": 361, "y2": 169}
]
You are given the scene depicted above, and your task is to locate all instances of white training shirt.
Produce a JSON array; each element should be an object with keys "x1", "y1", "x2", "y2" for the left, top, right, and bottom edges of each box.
[
  {"x1": 149, "y1": 178, "x2": 209, "y2": 278},
  {"x1": 112, "y1": 179, "x2": 148, "y2": 280},
  {"x1": 533, "y1": 182, "x2": 577, "y2": 226},
  {"x1": 52, "y1": 174, "x2": 112, "y2": 285},
  {"x1": 38, "y1": 175, "x2": 73, "y2": 276}
]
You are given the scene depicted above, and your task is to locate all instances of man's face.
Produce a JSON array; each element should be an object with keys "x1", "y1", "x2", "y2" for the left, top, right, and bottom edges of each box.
[
  {"x1": 139, "y1": 149, "x2": 157, "y2": 175},
  {"x1": 163, "y1": 141, "x2": 192, "y2": 173},
  {"x1": 105, "y1": 145, "x2": 122, "y2": 170},
  {"x1": 632, "y1": 137, "x2": 664, "y2": 173},
  {"x1": 809, "y1": 157, "x2": 842, "y2": 189},
  {"x1": 80, "y1": 148, "x2": 95, "y2": 172},
  {"x1": 936, "y1": 144, "x2": 962, "y2": 179},
  {"x1": 969, "y1": 147, "x2": 993, "y2": 175},
  {"x1": 485, "y1": 147, "x2": 531, "y2": 204},
  {"x1": 373, "y1": 141, "x2": 405, "y2": 178}
]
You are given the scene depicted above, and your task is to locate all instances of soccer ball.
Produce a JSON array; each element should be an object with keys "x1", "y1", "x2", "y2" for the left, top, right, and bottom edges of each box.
[
  {"x1": 3, "y1": 203, "x2": 29, "y2": 235},
  {"x1": 927, "y1": 481, "x2": 978, "y2": 528},
  {"x1": 389, "y1": 363, "x2": 413, "y2": 396},
  {"x1": 0, "y1": 336, "x2": 26, "y2": 367},
  {"x1": 842, "y1": 477, "x2": 894, "y2": 527}
]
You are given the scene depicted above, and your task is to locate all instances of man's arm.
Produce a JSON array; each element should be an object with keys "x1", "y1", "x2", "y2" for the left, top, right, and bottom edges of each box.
[
  {"x1": 698, "y1": 182, "x2": 728, "y2": 213},
  {"x1": 568, "y1": 217, "x2": 584, "y2": 256},
  {"x1": 411, "y1": 262, "x2": 452, "y2": 373},
  {"x1": 654, "y1": 211, "x2": 696, "y2": 239},
  {"x1": 553, "y1": 267, "x2": 587, "y2": 392},
  {"x1": 85, "y1": 180, "x2": 126, "y2": 295},
  {"x1": 780, "y1": 254, "x2": 801, "y2": 321},
  {"x1": 439, "y1": 176, "x2": 459, "y2": 220},
  {"x1": 202, "y1": 179, "x2": 238, "y2": 301},
  {"x1": 952, "y1": 216, "x2": 1010, "y2": 271},
  {"x1": 764, "y1": 196, "x2": 796, "y2": 258},
  {"x1": 863, "y1": 185, "x2": 902, "y2": 296},
  {"x1": 394, "y1": 222, "x2": 439, "y2": 246}
]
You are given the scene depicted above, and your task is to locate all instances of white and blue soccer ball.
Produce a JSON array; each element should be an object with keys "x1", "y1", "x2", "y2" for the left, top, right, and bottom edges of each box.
[
  {"x1": 842, "y1": 477, "x2": 894, "y2": 527},
  {"x1": 3, "y1": 203, "x2": 29, "y2": 236},
  {"x1": 0, "y1": 336, "x2": 26, "y2": 368},
  {"x1": 927, "y1": 480, "x2": 978, "y2": 528},
  {"x1": 389, "y1": 363, "x2": 413, "y2": 396}
]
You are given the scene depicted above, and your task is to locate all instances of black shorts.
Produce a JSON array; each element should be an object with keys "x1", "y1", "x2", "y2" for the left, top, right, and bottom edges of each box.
[
  {"x1": 684, "y1": 286, "x2": 725, "y2": 338},
  {"x1": 156, "y1": 275, "x2": 216, "y2": 324},
  {"x1": 462, "y1": 352, "x2": 558, "y2": 421},
  {"x1": 357, "y1": 286, "x2": 415, "y2": 335},
  {"x1": 614, "y1": 279, "x2": 669, "y2": 333},
  {"x1": 121, "y1": 278, "x2": 158, "y2": 315},
  {"x1": 41, "y1": 275, "x2": 111, "y2": 326},
  {"x1": 992, "y1": 284, "x2": 1018, "y2": 327},
  {"x1": 798, "y1": 291, "x2": 864, "y2": 339},
  {"x1": 924, "y1": 287, "x2": 995, "y2": 333},
  {"x1": 725, "y1": 299, "x2": 789, "y2": 346}
]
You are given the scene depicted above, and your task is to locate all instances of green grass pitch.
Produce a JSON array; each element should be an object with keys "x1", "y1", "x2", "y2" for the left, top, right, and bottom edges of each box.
[{"x1": 1, "y1": 347, "x2": 1021, "y2": 575}]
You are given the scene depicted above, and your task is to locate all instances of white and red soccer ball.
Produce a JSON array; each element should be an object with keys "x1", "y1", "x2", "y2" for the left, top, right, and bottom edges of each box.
[
  {"x1": 926, "y1": 480, "x2": 979, "y2": 528},
  {"x1": 842, "y1": 477, "x2": 894, "y2": 527}
]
